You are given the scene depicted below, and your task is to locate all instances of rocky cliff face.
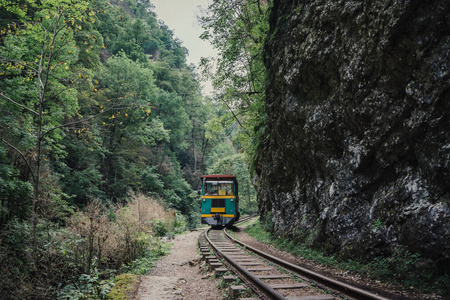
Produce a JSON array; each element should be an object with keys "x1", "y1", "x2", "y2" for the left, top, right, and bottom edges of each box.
[{"x1": 257, "y1": 0, "x2": 449, "y2": 270}]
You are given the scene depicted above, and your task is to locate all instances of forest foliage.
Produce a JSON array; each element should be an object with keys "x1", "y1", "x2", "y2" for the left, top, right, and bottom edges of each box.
[
  {"x1": 198, "y1": 0, "x2": 270, "y2": 167},
  {"x1": 0, "y1": 0, "x2": 261, "y2": 298}
]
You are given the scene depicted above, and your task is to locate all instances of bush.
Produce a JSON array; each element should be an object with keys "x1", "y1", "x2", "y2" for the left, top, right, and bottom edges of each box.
[
  {"x1": 57, "y1": 272, "x2": 114, "y2": 300},
  {"x1": 59, "y1": 194, "x2": 176, "y2": 296},
  {"x1": 66, "y1": 194, "x2": 176, "y2": 272},
  {"x1": 122, "y1": 241, "x2": 170, "y2": 275},
  {"x1": 151, "y1": 219, "x2": 168, "y2": 237},
  {"x1": 173, "y1": 212, "x2": 188, "y2": 234}
]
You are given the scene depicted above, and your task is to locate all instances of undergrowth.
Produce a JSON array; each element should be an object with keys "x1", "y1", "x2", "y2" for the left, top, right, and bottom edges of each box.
[
  {"x1": 0, "y1": 193, "x2": 182, "y2": 299},
  {"x1": 121, "y1": 241, "x2": 171, "y2": 275},
  {"x1": 245, "y1": 219, "x2": 449, "y2": 295}
]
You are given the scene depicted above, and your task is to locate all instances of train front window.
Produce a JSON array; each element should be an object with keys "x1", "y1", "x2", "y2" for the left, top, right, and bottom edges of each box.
[{"x1": 204, "y1": 181, "x2": 234, "y2": 196}]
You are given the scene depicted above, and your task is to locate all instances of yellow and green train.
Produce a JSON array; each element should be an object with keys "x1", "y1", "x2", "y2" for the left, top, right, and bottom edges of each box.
[{"x1": 200, "y1": 174, "x2": 240, "y2": 227}]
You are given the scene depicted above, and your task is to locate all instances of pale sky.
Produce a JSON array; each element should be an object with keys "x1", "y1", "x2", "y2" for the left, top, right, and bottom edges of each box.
[{"x1": 150, "y1": 0, "x2": 217, "y2": 95}]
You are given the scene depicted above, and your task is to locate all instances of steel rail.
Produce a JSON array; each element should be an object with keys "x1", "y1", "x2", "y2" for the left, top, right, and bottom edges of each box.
[
  {"x1": 234, "y1": 215, "x2": 254, "y2": 224},
  {"x1": 224, "y1": 227, "x2": 390, "y2": 300},
  {"x1": 205, "y1": 227, "x2": 287, "y2": 300}
]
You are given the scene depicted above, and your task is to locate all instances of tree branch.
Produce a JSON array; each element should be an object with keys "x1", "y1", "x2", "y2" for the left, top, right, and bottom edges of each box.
[
  {"x1": 0, "y1": 92, "x2": 39, "y2": 116},
  {"x1": 0, "y1": 135, "x2": 36, "y2": 182},
  {"x1": 222, "y1": 97, "x2": 251, "y2": 137},
  {"x1": 0, "y1": 56, "x2": 39, "y2": 74},
  {"x1": 40, "y1": 104, "x2": 132, "y2": 140}
]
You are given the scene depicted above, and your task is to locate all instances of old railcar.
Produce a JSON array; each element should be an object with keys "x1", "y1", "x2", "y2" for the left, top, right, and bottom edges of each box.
[{"x1": 200, "y1": 174, "x2": 240, "y2": 227}]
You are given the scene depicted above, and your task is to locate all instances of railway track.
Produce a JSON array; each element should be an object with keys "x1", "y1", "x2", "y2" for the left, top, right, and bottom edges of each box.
[{"x1": 199, "y1": 217, "x2": 390, "y2": 300}]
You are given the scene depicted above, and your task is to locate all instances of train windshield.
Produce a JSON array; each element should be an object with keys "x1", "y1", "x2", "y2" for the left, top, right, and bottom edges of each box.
[{"x1": 204, "y1": 181, "x2": 234, "y2": 196}]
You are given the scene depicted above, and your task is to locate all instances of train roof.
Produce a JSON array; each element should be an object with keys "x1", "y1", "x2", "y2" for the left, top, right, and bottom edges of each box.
[{"x1": 201, "y1": 174, "x2": 237, "y2": 180}]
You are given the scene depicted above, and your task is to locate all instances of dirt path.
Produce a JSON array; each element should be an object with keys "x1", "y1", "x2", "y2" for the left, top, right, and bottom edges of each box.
[{"x1": 136, "y1": 229, "x2": 222, "y2": 300}]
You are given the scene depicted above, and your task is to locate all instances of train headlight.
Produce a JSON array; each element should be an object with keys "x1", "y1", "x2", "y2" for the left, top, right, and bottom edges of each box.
[{"x1": 231, "y1": 199, "x2": 234, "y2": 202}]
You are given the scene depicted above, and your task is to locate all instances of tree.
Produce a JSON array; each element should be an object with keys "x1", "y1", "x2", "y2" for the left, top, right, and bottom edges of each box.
[
  {"x1": 199, "y1": 0, "x2": 270, "y2": 166},
  {"x1": 98, "y1": 52, "x2": 157, "y2": 201},
  {"x1": 0, "y1": 0, "x2": 109, "y2": 266}
]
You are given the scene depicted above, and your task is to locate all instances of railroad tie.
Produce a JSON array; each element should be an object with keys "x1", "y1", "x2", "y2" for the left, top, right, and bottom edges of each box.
[
  {"x1": 223, "y1": 275, "x2": 236, "y2": 282},
  {"x1": 285, "y1": 296, "x2": 335, "y2": 300},
  {"x1": 214, "y1": 267, "x2": 228, "y2": 275},
  {"x1": 205, "y1": 255, "x2": 217, "y2": 263},
  {"x1": 238, "y1": 262, "x2": 264, "y2": 266},
  {"x1": 246, "y1": 267, "x2": 275, "y2": 271},
  {"x1": 256, "y1": 274, "x2": 290, "y2": 279},
  {"x1": 229, "y1": 285, "x2": 245, "y2": 297},
  {"x1": 233, "y1": 258, "x2": 259, "y2": 262},
  {"x1": 209, "y1": 262, "x2": 223, "y2": 271},
  {"x1": 270, "y1": 283, "x2": 309, "y2": 289}
]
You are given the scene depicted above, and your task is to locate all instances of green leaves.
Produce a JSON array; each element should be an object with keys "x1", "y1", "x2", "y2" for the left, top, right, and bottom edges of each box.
[
  {"x1": 103, "y1": 51, "x2": 155, "y2": 102},
  {"x1": 0, "y1": 0, "x2": 216, "y2": 221},
  {"x1": 198, "y1": 0, "x2": 270, "y2": 166},
  {"x1": 0, "y1": 0, "x2": 34, "y2": 21},
  {"x1": 155, "y1": 91, "x2": 191, "y2": 152}
]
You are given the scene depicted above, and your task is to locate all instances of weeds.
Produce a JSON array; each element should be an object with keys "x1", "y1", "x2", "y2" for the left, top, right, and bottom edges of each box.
[
  {"x1": 246, "y1": 221, "x2": 337, "y2": 266},
  {"x1": 372, "y1": 218, "x2": 383, "y2": 231},
  {"x1": 367, "y1": 245, "x2": 449, "y2": 292},
  {"x1": 121, "y1": 241, "x2": 170, "y2": 275},
  {"x1": 57, "y1": 272, "x2": 114, "y2": 299}
]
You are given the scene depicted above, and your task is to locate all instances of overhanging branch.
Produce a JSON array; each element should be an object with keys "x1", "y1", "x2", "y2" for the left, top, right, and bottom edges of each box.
[
  {"x1": 0, "y1": 92, "x2": 39, "y2": 116},
  {"x1": 222, "y1": 97, "x2": 251, "y2": 137},
  {"x1": 0, "y1": 135, "x2": 36, "y2": 182},
  {"x1": 40, "y1": 103, "x2": 133, "y2": 140}
]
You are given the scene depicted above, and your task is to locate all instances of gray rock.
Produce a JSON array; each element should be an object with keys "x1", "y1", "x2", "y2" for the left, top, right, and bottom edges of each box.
[{"x1": 257, "y1": 0, "x2": 450, "y2": 271}]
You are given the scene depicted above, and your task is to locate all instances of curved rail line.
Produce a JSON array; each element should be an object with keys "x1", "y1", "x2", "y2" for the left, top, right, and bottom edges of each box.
[
  {"x1": 201, "y1": 217, "x2": 391, "y2": 300},
  {"x1": 205, "y1": 227, "x2": 288, "y2": 299}
]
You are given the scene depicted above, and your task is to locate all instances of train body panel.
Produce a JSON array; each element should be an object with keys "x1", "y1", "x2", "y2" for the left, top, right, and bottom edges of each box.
[{"x1": 200, "y1": 175, "x2": 240, "y2": 227}]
